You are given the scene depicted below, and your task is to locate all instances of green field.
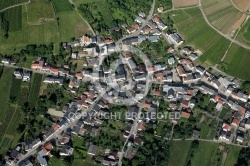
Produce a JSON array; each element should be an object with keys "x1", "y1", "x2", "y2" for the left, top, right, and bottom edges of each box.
[
  {"x1": 164, "y1": 8, "x2": 250, "y2": 81},
  {"x1": 28, "y1": 73, "x2": 43, "y2": 108},
  {"x1": 224, "y1": 146, "x2": 242, "y2": 166},
  {"x1": 191, "y1": 142, "x2": 219, "y2": 166},
  {"x1": 9, "y1": 78, "x2": 22, "y2": 102},
  {"x1": 0, "y1": 4, "x2": 91, "y2": 54},
  {"x1": 26, "y1": 0, "x2": 54, "y2": 22},
  {"x1": 3, "y1": 6, "x2": 22, "y2": 31},
  {"x1": 168, "y1": 141, "x2": 192, "y2": 166},
  {"x1": 0, "y1": 0, "x2": 27, "y2": 10},
  {"x1": 165, "y1": 8, "x2": 230, "y2": 65},
  {"x1": 51, "y1": 0, "x2": 73, "y2": 13},
  {"x1": 0, "y1": 67, "x2": 14, "y2": 123},
  {"x1": 236, "y1": 19, "x2": 250, "y2": 46},
  {"x1": 219, "y1": 43, "x2": 250, "y2": 80}
]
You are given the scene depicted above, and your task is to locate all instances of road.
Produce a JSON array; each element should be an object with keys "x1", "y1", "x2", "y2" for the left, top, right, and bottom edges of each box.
[
  {"x1": 68, "y1": 0, "x2": 95, "y2": 35},
  {"x1": 16, "y1": 90, "x2": 108, "y2": 165},
  {"x1": 116, "y1": 0, "x2": 156, "y2": 44},
  {"x1": 118, "y1": 99, "x2": 145, "y2": 166},
  {"x1": 171, "y1": 138, "x2": 248, "y2": 148},
  {"x1": 0, "y1": 0, "x2": 30, "y2": 12}
]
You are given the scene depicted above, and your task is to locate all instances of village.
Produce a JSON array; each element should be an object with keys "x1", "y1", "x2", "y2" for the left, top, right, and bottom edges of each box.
[{"x1": 1, "y1": 10, "x2": 250, "y2": 166}]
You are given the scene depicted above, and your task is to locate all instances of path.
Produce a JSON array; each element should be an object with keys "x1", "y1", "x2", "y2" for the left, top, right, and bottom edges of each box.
[
  {"x1": 68, "y1": 0, "x2": 95, "y2": 35},
  {"x1": 171, "y1": 138, "x2": 248, "y2": 148},
  {"x1": 0, "y1": 0, "x2": 30, "y2": 13},
  {"x1": 229, "y1": 0, "x2": 248, "y2": 13}
]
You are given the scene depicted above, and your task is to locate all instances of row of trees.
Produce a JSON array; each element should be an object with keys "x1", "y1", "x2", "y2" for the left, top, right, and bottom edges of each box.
[{"x1": 0, "y1": 13, "x2": 9, "y2": 38}]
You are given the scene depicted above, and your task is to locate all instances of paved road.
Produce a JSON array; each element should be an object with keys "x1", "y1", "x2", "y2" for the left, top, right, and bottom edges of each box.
[
  {"x1": 0, "y1": 0, "x2": 30, "y2": 12},
  {"x1": 68, "y1": 0, "x2": 95, "y2": 35}
]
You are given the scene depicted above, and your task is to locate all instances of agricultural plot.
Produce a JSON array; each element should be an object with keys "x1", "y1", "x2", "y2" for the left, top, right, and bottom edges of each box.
[
  {"x1": 201, "y1": 0, "x2": 244, "y2": 34},
  {"x1": 236, "y1": 19, "x2": 250, "y2": 46},
  {"x1": 173, "y1": 0, "x2": 199, "y2": 8},
  {"x1": 0, "y1": 0, "x2": 27, "y2": 11},
  {"x1": 168, "y1": 141, "x2": 192, "y2": 166},
  {"x1": 28, "y1": 73, "x2": 43, "y2": 108},
  {"x1": 26, "y1": 0, "x2": 54, "y2": 23},
  {"x1": 232, "y1": 0, "x2": 250, "y2": 12},
  {"x1": 3, "y1": 6, "x2": 22, "y2": 31},
  {"x1": 224, "y1": 146, "x2": 241, "y2": 166},
  {"x1": 9, "y1": 78, "x2": 22, "y2": 103},
  {"x1": 0, "y1": 67, "x2": 14, "y2": 123},
  {"x1": 167, "y1": 8, "x2": 230, "y2": 65},
  {"x1": 219, "y1": 43, "x2": 250, "y2": 81},
  {"x1": 51, "y1": 0, "x2": 73, "y2": 13},
  {"x1": 57, "y1": 11, "x2": 91, "y2": 41}
]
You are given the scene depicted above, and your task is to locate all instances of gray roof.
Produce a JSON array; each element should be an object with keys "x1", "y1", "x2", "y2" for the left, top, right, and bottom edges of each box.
[{"x1": 87, "y1": 144, "x2": 98, "y2": 155}]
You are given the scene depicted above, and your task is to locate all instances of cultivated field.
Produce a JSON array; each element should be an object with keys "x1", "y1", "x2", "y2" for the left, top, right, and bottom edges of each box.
[
  {"x1": 236, "y1": 18, "x2": 250, "y2": 46},
  {"x1": 224, "y1": 146, "x2": 241, "y2": 166},
  {"x1": 232, "y1": 0, "x2": 250, "y2": 12},
  {"x1": 28, "y1": 73, "x2": 43, "y2": 108},
  {"x1": 219, "y1": 43, "x2": 250, "y2": 80},
  {"x1": 167, "y1": 8, "x2": 230, "y2": 65},
  {"x1": 3, "y1": 6, "x2": 22, "y2": 32},
  {"x1": 173, "y1": 0, "x2": 199, "y2": 8},
  {"x1": 26, "y1": 0, "x2": 54, "y2": 23},
  {"x1": 0, "y1": 4, "x2": 91, "y2": 54},
  {"x1": 51, "y1": 0, "x2": 73, "y2": 13},
  {"x1": 0, "y1": 0, "x2": 27, "y2": 11},
  {"x1": 167, "y1": 8, "x2": 250, "y2": 81},
  {"x1": 201, "y1": 0, "x2": 244, "y2": 34}
]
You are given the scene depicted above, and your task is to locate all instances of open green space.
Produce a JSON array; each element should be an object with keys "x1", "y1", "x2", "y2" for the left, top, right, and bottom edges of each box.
[
  {"x1": 168, "y1": 141, "x2": 192, "y2": 166},
  {"x1": 28, "y1": 73, "x2": 43, "y2": 108},
  {"x1": 26, "y1": 0, "x2": 54, "y2": 22},
  {"x1": 9, "y1": 78, "x2": 22, "y2": 103},
  {"x1": 0, "y1": 0, "x2": 27, "y2": 11},
  {"x1": 3, "y1": 6, "x2": 22, "y2": 31},
  {"x1": 191, "y1": 142, "x2": 219, "y2": 166},
  {"x1": 236, "y1": 19, "x2": 250, "y2": 46},
  {"x1": 224, "y1": 146, "x2": 242, "y2": 166},
  {"x1": 51, "y1": 0, "x2": 73, "y2": 13}
]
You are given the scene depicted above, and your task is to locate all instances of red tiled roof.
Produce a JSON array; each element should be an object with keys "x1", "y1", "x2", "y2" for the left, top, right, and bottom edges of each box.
[
  {"x1": 153, "y1": 16, "x2": 160, "y2": 23},
  {"x1": 214, "y1": 94, "x2": 220, "y2": 102},
  {"x1": 181, "y1": 111, "x2": 190, "y2": 119},
  {"x1": 232, "y1": 118, "x2": 240, "y2": 126},
  {"x1": 222, "y1": 123, "x2": 231, "y2": 131},
  {"x1": 182, "y1": 100, "x2": 189, "y2": 106}
]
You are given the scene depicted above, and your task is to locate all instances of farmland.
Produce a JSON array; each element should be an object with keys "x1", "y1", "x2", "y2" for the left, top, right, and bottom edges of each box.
[
  {"x1": 165, "y1": 8, "x2": 230, "y2": 65},
  {"x1": 219, "y1": 43, "x2": 250, "y2": 80},
  {"x1": 26, "y1": 0, "x2": 54, "y2": 23},
  {"x1": 51, "y1": 0, "x2": 73, "y2": 13},
  {"x1": 3, "y1": 6, "x2": 22, "y2": 31},
  {"x1": 168, "y1": 141, "x2": 192, "y2": 166},
  {"x1": 232, "y1": 0, "x2": 250, "y2": 12},
  {"x1": 173, "y1": 0, "x2": 199, "y2": 8},
  {"x1": 236, "y1": 19, "x2": 250, "y2": 46},
  {"x1": 224, "y1": 146, "x2": 242, "y2": 166},
  {"x1": 165, "y1": 7, "x2": 250, "y2": 81},
  {"x1": 0, "y1": 4, "x2": 91, "y2": 54},
  {"x1": 0, "y1": 0, "x2": 27, "y2": 11},
  {"x1": 201, "y1": 0, "x2": 244, "y2": 34},
  {"x1": 28, "y1": 73, "x2": 43, "y2": 108}
]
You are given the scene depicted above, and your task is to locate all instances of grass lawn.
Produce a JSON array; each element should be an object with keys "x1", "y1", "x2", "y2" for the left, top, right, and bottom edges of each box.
[
  {"x1": 57, "y1": 11, "x2": 92, "y2": 41},
  {"x1": 9, "y1": 78, "x2": 22, "y2": 102},
  {"x1": 191, "y1": 142, "x2": 219, "y2": 166},
  {"x1": 28, "y1": 73, "x2": 43, "y2": 108},
  {"x1": 26, "y1": 0, "x2": 55, "y2": 22},
  {"x1": 219, "y1": 107, "x2": 229, "y2": 119},
  {"x1": 224, "y1": 145, "x2": 241, "y2": 166},
  {"x1": 168, "y1": 141, "x2": 192, "y2": 166}
]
